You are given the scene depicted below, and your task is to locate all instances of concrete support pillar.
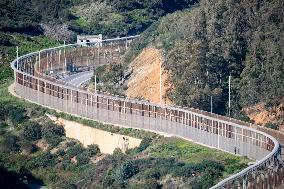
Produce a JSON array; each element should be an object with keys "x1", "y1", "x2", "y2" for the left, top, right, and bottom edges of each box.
[
  {"x1": 38, "y1": 51, "x2": 41, "y2": 73},
  {"x1": 70, "y1": 90, "x2": 73, "y2": 114},
  {"x1": 123, "y1": 101, "x2": 126, "y2": 114},
  {"x1": 107, "y1": 98, "x2": 110, "y2": 110},
  {"x1": 98, "y1": 46, "x2": 100, "y2": 65},
  {"x1": 96, "y1": 96, "x2": 99, "y2": 108}
]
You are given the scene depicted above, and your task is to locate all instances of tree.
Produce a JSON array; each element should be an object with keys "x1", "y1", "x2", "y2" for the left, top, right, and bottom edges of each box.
[
  {"x1": 22, "y1": 121, "x2": 42, "y2": 141},
  {"x1": 0, "y1": 133, "x2": 20, "y2": 152},
  {"x1": 42, "y1": 122, "x2": 65, "y2": 147}
]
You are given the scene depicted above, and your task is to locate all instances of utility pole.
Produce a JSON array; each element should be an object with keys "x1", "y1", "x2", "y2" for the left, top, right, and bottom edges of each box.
[
  {"x1": 46, "y1": 52, "x2": 49, "y2": 73},
  {"x1": 64, "y1": 41, "x2": 66, "y2": 73},
  {"x1": 228, "y1": 75, "x2": 231, "y2": 116},
  {"x1": 16, "y1": 46, "x2": 19, "y2": 69},
  {"x1": 210, "y1": 96, "x2": 213, "y2": 113},
  {"x1": 38, "y1": 50, "x2": 41, "y2": 73},
  {"x1": 94, "y1": 75, "x2": 97, "y2": 93},
  {"x1": 160, "y1": 57, "x2": 162, "y2": 104}
]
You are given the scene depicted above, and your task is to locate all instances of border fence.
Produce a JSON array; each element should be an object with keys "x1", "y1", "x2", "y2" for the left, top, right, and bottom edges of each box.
[{"x1": 11, "y1": 36, "x2": 283, "y2": 189}]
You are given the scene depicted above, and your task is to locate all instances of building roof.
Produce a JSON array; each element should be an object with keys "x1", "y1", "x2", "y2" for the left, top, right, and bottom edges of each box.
[{"x1": 77, "y1": 34, "x2": 102, "y2": 40}]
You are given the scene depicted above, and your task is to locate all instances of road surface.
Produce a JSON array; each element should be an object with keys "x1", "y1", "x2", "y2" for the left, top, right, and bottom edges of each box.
[{"x1": 60, "y1": 71, "x2": 93, "y2": 87}]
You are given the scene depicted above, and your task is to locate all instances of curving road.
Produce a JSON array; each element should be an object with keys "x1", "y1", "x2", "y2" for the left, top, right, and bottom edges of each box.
[{"x1": 61, "y1": 71, "x2": 93, "y2": 87}]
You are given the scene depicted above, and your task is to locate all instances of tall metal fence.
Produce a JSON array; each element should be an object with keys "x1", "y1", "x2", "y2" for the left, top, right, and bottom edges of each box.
[{"x1": 11, "y1": 36, "x2": 283, "y2": 189}]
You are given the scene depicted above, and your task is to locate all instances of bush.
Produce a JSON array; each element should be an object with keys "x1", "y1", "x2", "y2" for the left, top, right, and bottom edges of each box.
[
  {"x1": 8, "y1": 106, "x2": 28, "y2": 125},
  {"x1": 55, "y1": 149, "x2": 66, "y2": 157},
  {"x1": 136, "y1": 137, "x2": 152, "y2": 152},
  {"x1": 265, "y1": 123, "x2": 278, "y2": 130},
  {"x1": 76, "y1": 151, "x2": 90, "y2": 166},
  {"x1": 87, "y1": 144, "x2": 100, "y2": 156},
  {"x1": 42, "y1": 122, "x2": 65, "y2": 147},
  {"x1": 42, "y1": 122, "x2": 65, "y2": 137},
  {"x1": 19, "y1": 140, "x2": 38, "y2": 154},
  {"x1": 0, "y1": 105, "x2": 27, "y2": 125},
  {"x1": 0, "y1": 122, "x2": 8, "y2": 135},
  {"x1": 114, "y1": 161, "x2": 139, "y2": 180},
  {"x1": 65, "y1": 144, "x2": 84, "y2": 159},
  {"x1": 0, "y1": 134, "x2": 20, "y2": 152},
  {"x1": 34, "y1": 152, "x2": 55, "y2": 168},
  {"x1": 46, "y1": 135, "x2": 63, "y2": 148},
  {"x1": 192, "y1": 166, "x2": 223, "y2": 189},
  {"x1": 22, "y1": 121, "x2": 42, "y2": 141}
]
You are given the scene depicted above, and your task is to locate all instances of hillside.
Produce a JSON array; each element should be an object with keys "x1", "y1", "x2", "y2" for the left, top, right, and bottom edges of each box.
[
  {"x1": 0, "y1": 0, "x2": 200, "y2": 83},
  {"x1": 118, "y1": 0, "x2": 284, "y2": 129},
  {"x1": 0, "y1": 0, "x2": 200, "y2": 43},
  {"x1": 0, "y1": 0, "x2": 283, "y2": 188},
  {"x1": 125, "y1": 48, "x2": 170, "y2": 104}
]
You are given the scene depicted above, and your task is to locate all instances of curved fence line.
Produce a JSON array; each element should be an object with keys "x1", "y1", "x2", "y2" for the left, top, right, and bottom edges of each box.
[{"x1": 11, "y1": 36, "x2": 283, "y2": 188}]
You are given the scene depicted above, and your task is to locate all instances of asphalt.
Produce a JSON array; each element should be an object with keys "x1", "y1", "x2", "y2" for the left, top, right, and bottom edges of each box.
[{"x1": 60, "y1": 71, "x2": 93, "y2": 87}]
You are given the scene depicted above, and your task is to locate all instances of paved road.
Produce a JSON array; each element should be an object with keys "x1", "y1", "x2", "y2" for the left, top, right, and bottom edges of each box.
[{"x1": 60, "y1": 71, "x2": 93, "y2": 87}]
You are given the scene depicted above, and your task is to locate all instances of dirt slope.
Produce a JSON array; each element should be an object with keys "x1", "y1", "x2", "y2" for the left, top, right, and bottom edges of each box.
[
  {"x1": 126, "y1": 48, "x2": 170, "y2": 104},
  {"x1": 244, "y1": 99, "x2": 284, "y2": 132}
]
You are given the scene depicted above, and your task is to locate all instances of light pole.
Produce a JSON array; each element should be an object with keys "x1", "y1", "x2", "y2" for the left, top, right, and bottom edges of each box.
[
  {"x1": 160, "y1": 57, "x2": 162, "y2": 104},
  {"x1": 94, "y1": 75, "x2": 97, "y2": 93},
  {"x1": 228, "y1": 75, "x2": 231, "y2": 116},
  {"x1": 64, "y1": 41, "x2": 66, "y2": 73},
  {"x1": 16, "y1": 46, "x2": 19, "y2": 69},
  {"x1": 210, "y1": 95, "x2": 213, "y2": 113}
]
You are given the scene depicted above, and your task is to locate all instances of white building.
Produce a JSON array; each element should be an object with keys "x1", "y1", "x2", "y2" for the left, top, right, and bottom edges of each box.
[{"x1": 77, "y1": 34, "x2": 103, "y2": 46}]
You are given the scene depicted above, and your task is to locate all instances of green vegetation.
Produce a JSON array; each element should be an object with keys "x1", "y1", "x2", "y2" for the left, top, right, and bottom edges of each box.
[
  {"x1": 70, "y1": 0, "x2": 199, "y2": 37},
  {"x1": 74, "y1": 137, "x2": 249, "y2": 188},
  {"x1": 0, "y1": 0, "x2": 200, "y2": 40},
  {"x1": 2, "y1": 0, "x2": 274, "y2": 188},
  {"x1": 123, "y1": 0, "x2": 283, "y2": 120},
  {"x1": 147, "y1": 138, "x2": 249, "y2": 177},
  {"x1": 0, "y1": 33, "x2": 61, "y2": 84},
  {"x1": 265, "y1": 123, "x2": 279, "y2": 130},
  {"x1": 0, "y1": 73, "x2": 249, "y2": 188},
  {"x1": 0, "y1": 0, "x2": 74, "y2": 34}
]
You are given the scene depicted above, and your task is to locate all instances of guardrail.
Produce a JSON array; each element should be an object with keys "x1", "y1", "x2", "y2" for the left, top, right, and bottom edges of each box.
[{"x1": 11, "y1": 36, "x2": 283, "y2": 188}]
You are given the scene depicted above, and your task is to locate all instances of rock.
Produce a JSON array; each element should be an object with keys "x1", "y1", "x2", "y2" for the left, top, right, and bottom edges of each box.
[{"x1": 40, "y1": 23, "x2": 76, "y2": 42}]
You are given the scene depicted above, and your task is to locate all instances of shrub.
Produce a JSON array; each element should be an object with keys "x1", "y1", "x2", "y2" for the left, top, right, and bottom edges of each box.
[
  {"x1": 192, "y1": 166, "x2": 223, "y2": 189},
  {"x1": 113, "y1": 148, "x2": 123, "y2": 156},
  {"x1": 136, "y1": 137, "x2": 152, "y2": 152},
  {"x1": 34, "y1": 152, "x2": 55, "y2": 168},
  {"x1": 87, "y1": 144, "x2": 100, "y2": 156},
  {"x1": 265, "y1": 123, "x2": 278, "y2": 130},
  {"x1": 8, "y1": 106, "x2": 28, "y2": 125},
  {"x1": 42, "y1": 122, "x2": 65, "y2": 137},
  {"x1": 76, "y1": 151, "x2": 90, "y2": 166},
  {"x1": 0, "y1": 134, "x2": 20, "y2": 152},
  {"x1": 42, "y1": 122, "x2": 65, "y2": 147},
  {"x1": 46, "y1": 135, "x2": 62, "y2": 148},
  {"x1": 0, "y1": 122, "x2": 8, "y2": 135},
  {"x1": 65, "y1": 144, "x2": 84, "y2": 159},
  {"x1": 19, "y1": 140, "x2": 38, "y2": 154},
  {"x1": 55, "y1": 149, "x2": 66, "y2": 157},
  {"x1": 66, "y1": 141, "x2": 77, "y2": 148},
  {"x1": 114, "y1": 161, "x2": 139, "y2": 181},
  {"x1": 22, "y1": 121, "x2": 42, "y2": 141}
]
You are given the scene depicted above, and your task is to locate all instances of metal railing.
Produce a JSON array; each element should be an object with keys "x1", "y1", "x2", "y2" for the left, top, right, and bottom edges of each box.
[{"x1": 10, "y1": 36, "x2": 282, "y2": 188}]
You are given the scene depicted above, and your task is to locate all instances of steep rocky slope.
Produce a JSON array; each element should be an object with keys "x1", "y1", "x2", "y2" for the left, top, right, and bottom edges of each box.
[
  {"x1": 244, "y1": 99, "x2": 284, "y2": 131},
  {"x1": 125, "y1": 48, "x2": 170, "y2": 104}
]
